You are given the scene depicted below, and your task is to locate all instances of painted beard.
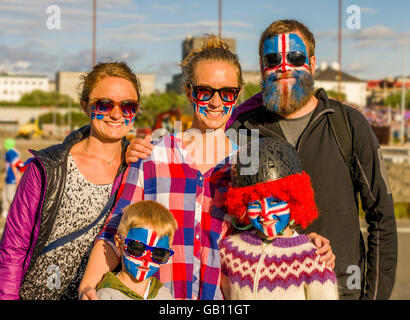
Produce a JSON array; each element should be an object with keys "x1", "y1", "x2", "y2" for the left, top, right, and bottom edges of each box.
[{"x1": 261, "y1": 69, "x2": 314, "y2": 116}]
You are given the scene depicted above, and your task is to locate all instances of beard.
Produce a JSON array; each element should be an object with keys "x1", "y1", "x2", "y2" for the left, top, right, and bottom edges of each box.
[{"x1": 261, "y1": 69, "x2": 314, "y2": 116}]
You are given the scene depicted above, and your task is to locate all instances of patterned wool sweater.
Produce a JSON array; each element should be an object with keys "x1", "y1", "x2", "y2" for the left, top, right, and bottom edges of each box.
[{"x1": 219, "y1": 230, "x2": 339, "y2": 300}]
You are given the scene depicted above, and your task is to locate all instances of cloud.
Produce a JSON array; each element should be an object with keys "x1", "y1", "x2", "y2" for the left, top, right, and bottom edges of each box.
[
  {"x1": 345, "y1": 25, "x2": 404, "y2": 49},
  {"x1": 315, "y1": 25, "x2": 405, "y2": 50},
  {"x1": 101, "y1": 20, "x2": 252, "y2": 43},
  {"x1": 150, "y1": 4, "x2": 180, "y2": 14},
  {"x1": 345, "y1": 61, "x2": 370, "y2": 74},
  {"x1": 360, "y1": 7, "x2": 379, "y2": 15}
]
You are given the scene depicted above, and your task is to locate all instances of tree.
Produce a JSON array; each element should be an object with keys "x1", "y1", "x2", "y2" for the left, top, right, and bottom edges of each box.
[
  {"x1": 137, "y1": 91, "x2": 189, "y2": 127},
  {"x1": 238, "y1": 83, "x2": 261, "y2": 104},
  {"x1": 18, "y1": 90, "x2": 78, "y2": 107},
  {"x1": 384, "y1": 91, "x2": 410, "y2": 110},
  {"x1": 325, "y1": 90, "x2": 347, "y2": 102}
]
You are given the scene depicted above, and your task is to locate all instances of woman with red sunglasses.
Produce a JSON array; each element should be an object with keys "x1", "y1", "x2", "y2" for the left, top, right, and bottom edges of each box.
[{"x1": 0, "y1": 61, "x2": 141, "y2": 300}]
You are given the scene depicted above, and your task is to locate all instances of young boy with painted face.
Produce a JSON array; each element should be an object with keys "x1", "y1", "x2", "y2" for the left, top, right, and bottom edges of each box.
[
  {"x1": 219, "y1": 136, "x2": 339, "y2": 300},
  {"x1": 96, "y1": 200, "x2": 177, "y2": 300}
]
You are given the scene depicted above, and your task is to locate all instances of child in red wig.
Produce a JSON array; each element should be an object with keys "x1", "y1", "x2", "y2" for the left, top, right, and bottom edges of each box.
[{"x1": 219, "y1": 136, "x2": 339, "y2": 299}]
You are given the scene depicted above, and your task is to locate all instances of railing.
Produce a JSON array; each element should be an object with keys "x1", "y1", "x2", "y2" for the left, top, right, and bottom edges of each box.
[{"x1": 381, "y1": 146, "x2": 410, "y2": 164}]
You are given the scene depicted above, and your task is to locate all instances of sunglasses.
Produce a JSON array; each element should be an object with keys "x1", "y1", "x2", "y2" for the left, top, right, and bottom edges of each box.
[
  {"x1": 120, "y1": 236, "x2": 174, "y2": 264},
  {"x1": 262, "y1": 51, "x2": 307, "y2": 69},
  {"x1": 88, "y1": 98, "x2": 140, "y2": 118},
  {"x1": 190, "y1": 85, "x2": 241, "y2": 103}
]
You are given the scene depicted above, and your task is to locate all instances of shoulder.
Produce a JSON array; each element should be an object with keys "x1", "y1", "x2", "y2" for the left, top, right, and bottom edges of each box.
[
  {"x1": 32, "y1": 126, "x2": 91, "y2": 166},
  {"x1": 97, "y1": 288, "x2": 132, "y2": 300},
  {"x1": 6, "y1": 149, "x2": 19, "y2": 159},
  {"x1": 153, "y1": 285, "x2": 173, "y2": 300}
]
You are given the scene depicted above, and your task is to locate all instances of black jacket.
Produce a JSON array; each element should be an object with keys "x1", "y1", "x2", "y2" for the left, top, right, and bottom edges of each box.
[{"x1": 230, "y1": 89, "x2": 398, "y2": 300}]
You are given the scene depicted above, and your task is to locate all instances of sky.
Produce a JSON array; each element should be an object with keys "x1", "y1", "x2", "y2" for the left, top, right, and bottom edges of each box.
[{"x1": 0, "y1": 0, "x2": 409, "y2": 92}]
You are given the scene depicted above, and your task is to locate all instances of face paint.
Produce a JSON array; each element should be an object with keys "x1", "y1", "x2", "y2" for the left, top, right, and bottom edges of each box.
[
  {"x1": 262, "y1": 69, "x2": 314, "y2": 115},
  {"x1": 192, "y1": 89, "x2": 236, "y2": 117},
  {"x1": 247, "y1": 196, "x2": 290, "y2": 237},
  {"x1": 122, "y1": 228, "x2": 171, "y2": 282},
  {"x1": 262, "y1": 33, "x2": 310, "y2": 73},
  {"x1": 90, "y1": 105, "x2": 105, "y2": 120},
  {"x1": 222, "y1": 101, "x2": 235, "y2": 116},
  {"x1": 90, "y1": 104, "x2": 135, "y2": 124}
]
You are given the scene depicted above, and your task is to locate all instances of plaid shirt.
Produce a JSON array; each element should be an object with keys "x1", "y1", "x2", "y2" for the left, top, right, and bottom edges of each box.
[{"x1": 97, "y1": 134, "x2": 234, "y2": 300}]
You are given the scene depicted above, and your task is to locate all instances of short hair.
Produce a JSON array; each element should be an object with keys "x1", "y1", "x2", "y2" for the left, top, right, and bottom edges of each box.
[
  {"x1": 259, "y1": 19, "x2": 315, "y2": 58},
  {"x1": 117, "y1": 200, "x2": 177, "y2": 243}
]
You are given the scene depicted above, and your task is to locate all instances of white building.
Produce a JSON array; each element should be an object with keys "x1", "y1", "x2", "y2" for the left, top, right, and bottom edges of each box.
[
  {"x1": 56, "y1": 71, "x2": 156, "y2": 102},
  {"x1": 0, "y1": 73, "x2": 49, "y2": 102},
  {"x1": 314, "y1": 62, "x2": 367, "y2": 108}
]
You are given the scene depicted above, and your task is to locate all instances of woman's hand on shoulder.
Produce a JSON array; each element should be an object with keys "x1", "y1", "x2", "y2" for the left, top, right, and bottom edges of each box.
[
  {"x1": 79, "y1": 287, "x2": 99, "y2": 300},
  {"x1": 307, "y1": 232, "x2": 335, "y2": 270},
  {"x1": 125, "y1": 135, "x2": 154, "y2": 164}
]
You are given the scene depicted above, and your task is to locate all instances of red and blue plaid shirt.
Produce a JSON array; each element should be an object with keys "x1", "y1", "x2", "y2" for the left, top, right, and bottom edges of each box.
[{"x1": 97, "y1": 134, "x2": 234, "y2": 300}]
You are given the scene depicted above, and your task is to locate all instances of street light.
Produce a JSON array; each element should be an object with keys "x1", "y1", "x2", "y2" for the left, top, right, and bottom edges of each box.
[
  {"x1": 218, "y1": 0, "x2": 222, "y2": 38},
  {"x1": 338, "y1": 0, "x2": 342, "y2": 102},
  {"x1": 92, "y1": 0, "x2": 97, "y2": 66},
  {"x1": 401, "y1": 37, "x2": 407, "y2": 144}
]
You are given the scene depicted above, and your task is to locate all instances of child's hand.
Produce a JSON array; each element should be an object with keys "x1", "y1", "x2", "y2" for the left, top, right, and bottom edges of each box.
[
  {"x1": 79, "y1": 287, "x2": 99, "y2": 300},
  {"x1": 125, "y1": 135, "x2": 153, "y2": 164},
  {"x1": 307, "y1": 232, "x2": 336, "y2": 269}
]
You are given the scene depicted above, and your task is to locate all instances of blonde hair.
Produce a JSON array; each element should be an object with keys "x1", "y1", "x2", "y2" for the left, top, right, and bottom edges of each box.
[
  {"x1": 259, "y1": 20, "x2": 316, "y2": 58},
  {"x1": 117, "y1": 200, "x2": 177, "y2": 243},
  {"x1": 181, "y1": 34, "x2": 243, "y2": 88},
  {"x1": 79, "y1": 61, "x2": 141, "y2": 104}
]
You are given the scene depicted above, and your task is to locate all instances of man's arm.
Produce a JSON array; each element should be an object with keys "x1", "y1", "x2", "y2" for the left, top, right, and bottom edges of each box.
[{"x1": 351, "y1": 109, "x2": 397, "y2": 300}]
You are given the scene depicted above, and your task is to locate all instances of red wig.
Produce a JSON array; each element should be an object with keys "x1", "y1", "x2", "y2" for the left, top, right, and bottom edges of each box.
[{"x1": 226, "y1": 171, "x2": 318, "y2": 229}]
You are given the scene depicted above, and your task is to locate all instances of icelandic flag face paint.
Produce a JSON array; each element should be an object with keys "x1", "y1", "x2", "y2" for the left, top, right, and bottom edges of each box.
[
  {"x1": 262, "y1": 33, "x2": 310, "y2": 73},
  {"x1": 122, "y1": 228, "x2": 171, "y2": 282},
  {"x1": 192, "y1": 88, "x2": 236, "y2": 117},
  {"x1": 247, "y1": 196, "x2": 291, "y2": 237}
]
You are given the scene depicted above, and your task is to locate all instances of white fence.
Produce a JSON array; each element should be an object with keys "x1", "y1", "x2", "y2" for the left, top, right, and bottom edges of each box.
[{"x1": 381, "y1": 146, "x2": 410, "y2": 164}]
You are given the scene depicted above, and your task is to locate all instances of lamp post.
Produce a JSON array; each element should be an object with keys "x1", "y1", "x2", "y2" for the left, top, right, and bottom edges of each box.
[
  {"x1": 401, "y1": 38, "x2": 407, "y2": 144},
  {"x1": 92, "y1": 0, "x2": 97, "y2": 66},
  {"x1": 218, "y1": 0, "x2": 222, "y2": 38}
]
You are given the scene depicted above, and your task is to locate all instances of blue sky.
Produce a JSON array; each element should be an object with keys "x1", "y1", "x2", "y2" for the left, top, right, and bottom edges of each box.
[{"x1": 0, "y1": 0, "x2": 409, "y2": 92}]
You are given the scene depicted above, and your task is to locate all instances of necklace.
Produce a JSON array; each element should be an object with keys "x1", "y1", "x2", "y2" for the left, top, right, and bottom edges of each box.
[{"x1": 82, "y1": 139, "x2": 120, "y2": 165}]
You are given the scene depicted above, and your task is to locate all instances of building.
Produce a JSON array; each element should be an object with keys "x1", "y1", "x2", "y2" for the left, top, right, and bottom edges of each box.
[
  {"x1": 56, "y1": 71, "x2": 156, "y2": 102},
  {"x1": 366, "y1": 76, "x2": 410, "y2": 106},
  {"x1": 166, "y1": 35, "x2": 238, "y2": 94},
  {"x1": 314, "y1": 62, "x2": 367, "y2": 108},
  {"x1": 0, "y1": 73, "x2": 49, "y2": 102}
]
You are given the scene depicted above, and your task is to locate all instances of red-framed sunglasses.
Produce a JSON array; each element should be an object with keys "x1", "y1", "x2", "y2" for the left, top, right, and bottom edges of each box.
[{"x1": 88, "y1": 98, "x2": 140, "y2": 118}]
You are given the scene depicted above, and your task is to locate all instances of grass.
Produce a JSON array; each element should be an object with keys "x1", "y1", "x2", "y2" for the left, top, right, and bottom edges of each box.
[{"x1": 359, "y1": 202, "x2": 410, "y2": 219}]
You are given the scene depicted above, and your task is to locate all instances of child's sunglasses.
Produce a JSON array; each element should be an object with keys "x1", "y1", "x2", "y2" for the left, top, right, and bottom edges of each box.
[
  {"x1": 190, "y1": 85, "x2": 241, "y2": 103},
  {"x1": 88, "y1": 98, "x2": 140, "y2": 118},
  {"x1": 121, "y1": 236, "x2": 174, "y2": 264},
  {"x1": 262, "y1": 51, "x2": 307, "y2": 69}
]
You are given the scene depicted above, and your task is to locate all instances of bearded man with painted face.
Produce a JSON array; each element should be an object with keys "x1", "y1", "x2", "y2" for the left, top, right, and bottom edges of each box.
[{"x1": 227, "y1": 19, "x2": 397, "y2": 300}]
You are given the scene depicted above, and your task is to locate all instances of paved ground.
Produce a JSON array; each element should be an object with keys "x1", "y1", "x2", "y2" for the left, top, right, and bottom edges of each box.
[
  {"x1": 0, "y1": 216, "x2": 409, "y2": 299},
  {"x1": 360, "y1": 218, "x2": 410, "y2": 300}
]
